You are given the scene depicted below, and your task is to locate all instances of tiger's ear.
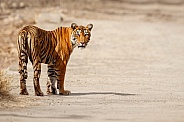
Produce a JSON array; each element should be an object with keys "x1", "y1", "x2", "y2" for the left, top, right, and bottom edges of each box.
[
  {"x1": 87, "y1": 24, "x2": 93, "y2": 31},
  {"x1": 71, "y1": 23, "x2": 78, "y2": 30}
]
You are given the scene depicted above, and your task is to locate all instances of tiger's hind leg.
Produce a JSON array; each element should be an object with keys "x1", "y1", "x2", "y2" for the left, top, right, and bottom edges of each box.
[
  {"x1": 19, "y1": 59, "x2": 29, "y2": 95},
  {"x1": 33, "y1": 62, "x2": 44, "y2": 96},
  {"x1": 46, "y1": 64, "x2": 57, "y2": 95},
  {"x1": 18, "y1": 41, "x2": 29, "y2": 95}
]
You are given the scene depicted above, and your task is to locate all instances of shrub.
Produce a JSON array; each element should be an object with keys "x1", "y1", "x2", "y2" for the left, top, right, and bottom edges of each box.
[{"x1": 0, "y1": 70, "x2": 11, "y2": 97}]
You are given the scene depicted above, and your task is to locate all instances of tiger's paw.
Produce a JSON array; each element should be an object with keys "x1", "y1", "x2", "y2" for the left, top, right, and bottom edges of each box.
[
  {"x1": 59, "y1": 90, "x2": 71, "y2": 95},
  {"x1": 19, "y1": 89, "x2": 29, "y2": 95},
  {"x1": 47, "y1": 89, "x2": 57, "y2": 95},
  {"x1": 35, "y1": 91, "x2": 44, "y2": 96}
]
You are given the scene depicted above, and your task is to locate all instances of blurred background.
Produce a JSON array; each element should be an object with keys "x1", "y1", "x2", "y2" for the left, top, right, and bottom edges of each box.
[
  {"x1": 0, "y1": 0, "x2": 184, "y2": 69},
  {"x1": 1, "y1": 1, "x2": 184, "y2": 120}
]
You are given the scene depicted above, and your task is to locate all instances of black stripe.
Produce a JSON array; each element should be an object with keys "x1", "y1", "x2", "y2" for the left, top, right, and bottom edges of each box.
[
  {"x1": 45, "y1": 55, "x2": 50, "y2": 64},
  {"x1": 48, "y1": 73, "x2": 55, "y2": 76}
]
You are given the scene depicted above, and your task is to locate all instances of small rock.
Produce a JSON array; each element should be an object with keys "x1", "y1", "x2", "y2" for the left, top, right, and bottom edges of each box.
[
  {"x1": 10, "y1": 2, "x2": 26, "y2": 9},
  {"x1": 19, "y1": 2, "x2": 25, "y2": 8}
]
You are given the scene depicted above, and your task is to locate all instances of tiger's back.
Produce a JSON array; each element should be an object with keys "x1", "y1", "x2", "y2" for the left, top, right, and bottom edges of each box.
[{"x1": 18, "y1": 25, "x2": 73, "y2": 65}]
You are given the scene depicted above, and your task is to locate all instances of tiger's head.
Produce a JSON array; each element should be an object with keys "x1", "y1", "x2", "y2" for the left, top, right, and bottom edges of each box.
[{"x1": 70, "y1": 23, "x2": 93, "y2": 49}]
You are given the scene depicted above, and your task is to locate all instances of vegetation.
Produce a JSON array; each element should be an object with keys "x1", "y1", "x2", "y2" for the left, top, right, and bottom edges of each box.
[{"x1": 0, "y1": 70, "x2": 11, "y2": 98}]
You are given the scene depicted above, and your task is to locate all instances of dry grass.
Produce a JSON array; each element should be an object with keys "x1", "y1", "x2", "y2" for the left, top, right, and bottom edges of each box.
[
  {"x1": 0, "y1": 70, "x2": 11, "y2": 98},
  {"x1": 0, "y1": 70, "x2": 17, "y2": 109},
  {"x1": 0, "y1": 70, "x2": 40, "y2": 109}
]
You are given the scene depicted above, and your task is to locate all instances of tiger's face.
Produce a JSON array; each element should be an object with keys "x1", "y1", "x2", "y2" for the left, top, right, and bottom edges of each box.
[{"x1": 71, "y1": 23, "x2": 93, "y2": 49}]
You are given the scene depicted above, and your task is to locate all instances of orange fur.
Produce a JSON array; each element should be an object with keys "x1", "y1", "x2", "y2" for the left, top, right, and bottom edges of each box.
[{"x1": 17, "y1": 23, "x2": 93, "y2": 96}]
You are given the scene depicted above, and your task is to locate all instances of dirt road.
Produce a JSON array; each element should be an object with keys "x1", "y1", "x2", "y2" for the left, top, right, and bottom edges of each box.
[
  {"x1": 1, "y1": 0, "x2": 184, "y2": 121},
  {"x1": 0, "y1": 16, "x2": 184, "y2": 122}
]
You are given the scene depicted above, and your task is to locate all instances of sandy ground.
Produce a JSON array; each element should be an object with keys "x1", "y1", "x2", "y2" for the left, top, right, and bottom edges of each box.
[{"x1": 1, "y1": 0, "x2": 184, "y2": 122}]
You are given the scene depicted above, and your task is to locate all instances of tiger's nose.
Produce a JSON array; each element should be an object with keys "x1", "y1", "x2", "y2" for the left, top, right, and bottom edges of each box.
[
  {"x1": 80, "y1": 42, "x2": 85, "y2": 45},
  {"x1": 80, "y1": 42, "x2": 86, "y2": 46}
]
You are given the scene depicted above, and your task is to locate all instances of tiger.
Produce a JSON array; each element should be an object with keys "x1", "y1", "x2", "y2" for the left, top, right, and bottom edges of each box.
[{"x1": 17, "y1": 23, "x2": 93, "y2": 96}]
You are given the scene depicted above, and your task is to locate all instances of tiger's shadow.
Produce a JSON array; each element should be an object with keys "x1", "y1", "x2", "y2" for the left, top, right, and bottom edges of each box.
[{"x1": 70, "y1": 92, "x2": 137, "y2": 96}]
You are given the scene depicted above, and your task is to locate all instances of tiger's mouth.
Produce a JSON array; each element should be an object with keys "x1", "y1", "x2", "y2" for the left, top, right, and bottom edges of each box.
[{"x1": 78, "y1": 43, "x2": 87, "y2": 49}]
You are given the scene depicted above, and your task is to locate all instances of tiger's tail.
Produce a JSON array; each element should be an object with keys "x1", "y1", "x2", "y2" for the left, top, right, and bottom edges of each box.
[{"x1": 17, "y1": 31, "x2": 28, "y2": 79}]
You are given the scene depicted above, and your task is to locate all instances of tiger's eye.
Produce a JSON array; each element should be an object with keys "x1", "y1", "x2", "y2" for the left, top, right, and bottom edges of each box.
[
  {"x1": 76, "y1": 30, "x2": 81, "y2": 35},
  {"x1": 84, "y1": 29, "x2": 89, "y2": 36}
]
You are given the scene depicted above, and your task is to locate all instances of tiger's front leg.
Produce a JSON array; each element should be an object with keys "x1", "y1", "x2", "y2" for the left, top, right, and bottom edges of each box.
[
  {"x1": 33, "y1": 62, "x2": 44, "y2": 96},
  {"x1": 56, "y1": 63, "x2": 71, "y2": 95},
  {"x1": 46, "y1": 64, "x2": 57, "y2": 95}
]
